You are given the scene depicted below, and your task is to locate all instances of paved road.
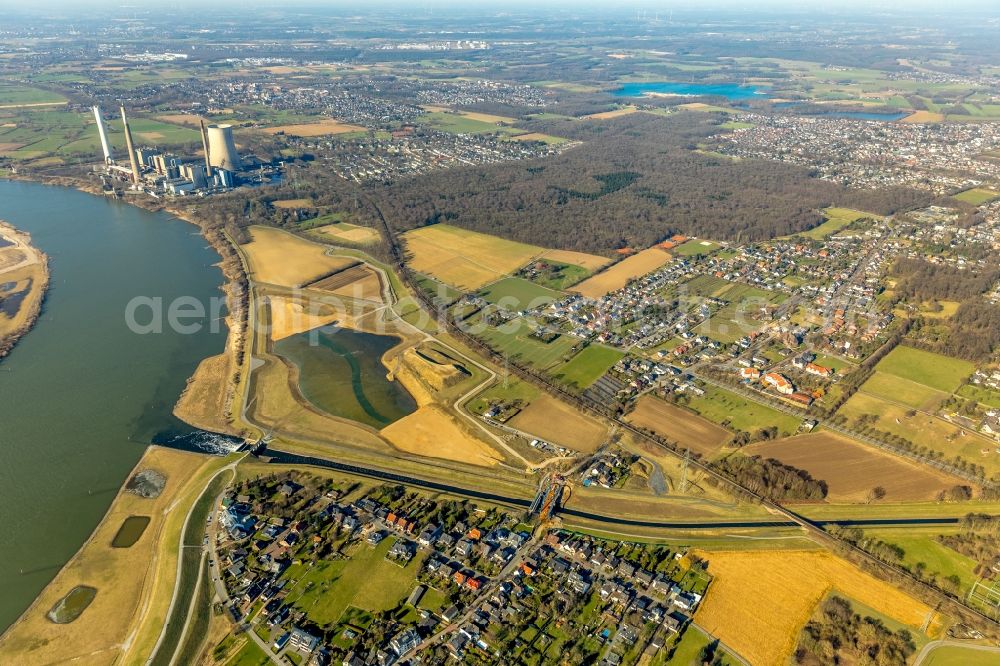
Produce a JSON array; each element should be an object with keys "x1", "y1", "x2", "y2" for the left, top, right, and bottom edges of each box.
[{"x1": 913, "y1": 639, "x2": 1000, "y2": 665}]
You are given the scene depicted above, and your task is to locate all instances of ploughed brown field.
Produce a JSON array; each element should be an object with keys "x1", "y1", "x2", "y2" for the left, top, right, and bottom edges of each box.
[
  {"x1": 625, "y1": 395, "x2": 730, "y2": 458},
  {"x1": 507, "y1": 394, "x2": 607, "y2": 453},
  {"x1": 742, "y1": 431, "x2": 957, "y2": 502}
]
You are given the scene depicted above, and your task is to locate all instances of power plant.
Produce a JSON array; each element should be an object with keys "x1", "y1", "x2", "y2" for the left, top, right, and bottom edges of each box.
[
  {"x1": 94, "y1": 105, "x2": 268, "y2": 196},
  {"x1": 205, "y1": 123, "x2": 242, "y2": 171}
]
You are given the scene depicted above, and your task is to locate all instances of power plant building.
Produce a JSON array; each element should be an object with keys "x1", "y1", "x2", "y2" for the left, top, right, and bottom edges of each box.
[{"x1": 205, "y1": 124, "x2": 242, "y2": 171}]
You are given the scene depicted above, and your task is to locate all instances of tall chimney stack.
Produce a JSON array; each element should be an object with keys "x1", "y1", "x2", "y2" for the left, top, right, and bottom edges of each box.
[
  {"x1": 92, "y1": 106, "x2": 114, "y2": 164},
  {"x1": 119, "y1": 104, "x2": 141, "y2": 185},
  {"x1": 199, "y1": 118, "x2": 213, "y2": 180}
]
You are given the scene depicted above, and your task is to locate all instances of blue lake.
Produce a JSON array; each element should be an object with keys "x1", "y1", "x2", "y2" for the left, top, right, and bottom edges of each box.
[
  {"x1": 614, "y1": 81, "x2": 767, "y2": 100},
  {"x1": 773, "y1": 102, "x2": 908, "y2": 121}
]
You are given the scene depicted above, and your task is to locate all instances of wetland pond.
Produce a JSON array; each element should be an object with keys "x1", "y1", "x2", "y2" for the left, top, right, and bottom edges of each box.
[{"x1": 273, "y1": 327, "x2": 417, "y2": 429}]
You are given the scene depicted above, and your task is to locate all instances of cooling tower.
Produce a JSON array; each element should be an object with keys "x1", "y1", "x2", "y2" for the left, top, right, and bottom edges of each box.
[
  {"x1": 205, "y1": 124, "x2": 242, "y2": 171},
  {"x1": 92, "y1": 105, "x2": 113, "y2": 164}
]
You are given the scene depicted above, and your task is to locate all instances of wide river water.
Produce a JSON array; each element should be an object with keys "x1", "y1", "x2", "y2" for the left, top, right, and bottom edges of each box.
[{"x1": 0, "y1": 179, "x2": 227, "y2": 631}]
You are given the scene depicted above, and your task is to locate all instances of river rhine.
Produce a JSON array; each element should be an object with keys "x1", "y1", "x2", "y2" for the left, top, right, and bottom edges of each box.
[{"x1": 0, "y1": 180, "x2": 227, "y2": 631}]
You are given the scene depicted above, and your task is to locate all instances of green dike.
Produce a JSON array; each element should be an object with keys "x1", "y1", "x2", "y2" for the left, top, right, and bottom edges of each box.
[
  {"x1": 174, "y1": 556, "x2": 215, "y2": 665},
  {"x1": 148, "y1": 471, "x2": 231, "y2": 666}
]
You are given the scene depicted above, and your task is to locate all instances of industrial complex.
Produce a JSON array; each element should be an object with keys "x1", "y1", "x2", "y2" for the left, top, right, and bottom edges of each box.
[{"x1": 92, "y1": 105, "x2": 272, "y2": 197}]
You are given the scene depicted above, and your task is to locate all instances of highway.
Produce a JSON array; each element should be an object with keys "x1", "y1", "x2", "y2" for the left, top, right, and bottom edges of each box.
[{"x1": 263, "y1": 448, "x2": 977, "y2": 530}]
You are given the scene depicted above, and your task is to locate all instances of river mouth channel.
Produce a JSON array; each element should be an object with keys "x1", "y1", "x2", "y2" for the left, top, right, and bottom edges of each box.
[{"x1": 0, "y1": 179, "x2": 228, "y2": 631}]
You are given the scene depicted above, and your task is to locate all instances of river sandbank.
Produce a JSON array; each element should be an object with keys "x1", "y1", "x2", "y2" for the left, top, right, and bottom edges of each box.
[{"x1": 0, "y1": 220, "x2": 50, "y2": 358}]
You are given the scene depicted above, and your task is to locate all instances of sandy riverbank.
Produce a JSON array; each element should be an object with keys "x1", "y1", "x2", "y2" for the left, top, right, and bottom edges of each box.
[{"x1": 0, "y1": 219, "x2": 50, "y2": 358}]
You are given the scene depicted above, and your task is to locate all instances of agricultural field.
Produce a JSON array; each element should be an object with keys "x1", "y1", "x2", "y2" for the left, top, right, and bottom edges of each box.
[
  {"x1": 694, "y1": 549, "x2": 936, "y2": 666},
  {"x1": 510, "y1": 132, "x2": 569, "y2": 145},
  {"x1": 310, "y1": 265, "x2": 384, "y2": 302},
  {"x1": 672, "y1": 239, "x2": 721, "y2": 256},
  {"x1": 0, "y1": 84, "x2": 66, "y2": 107},
  {"x1": 403, "y1": 224, "x2": 543, "y2": 291},
  {"x1": 952, "y1": 187, "x2": 999, "y2": 205},
  {"x1": 312, "y1": 221, "x2": 381, "y2": 245},
  {"x1": 572, "y1": 248, "x2": 672, "y2": 299},
  {"x1": 262, "y1": 119, "x2": 365, "y2": 137},
  {"x1": 539, "y1": 249, "x2": 612, "y2": 272},
  {"x1": 417, "y1": 111, "x2": 522, "y2": 135},
  {"x1": 243, "y1": 226, "x2": 359, "y2": 287},
  {"x1": 797, "y1": 207, "x2": 875, "y2": 239},
  {"x1": 742, "y1": 431, "x2": 955, "y2": 502},
  {"x1": 381, "y1": 405, "x2": 501, "y2": 467},
  {"x1": 837, "y1": 392, "x2": 1000, "y2": 474},
  {"x1": 479, "y1": 277, "x2": 562, "y2": 311},
  {"x1": 873, "y1": 346, "x2": 974, "y2": 393},
  {"x1": 474, "y1": 317, "x2": 579, "y2": 370},
  {"x1": 625, "y1": 396, "x2": 731, "y2": 457},
  {"x1": 581, "y1": 106, "x2": 638, "y2": 120},
  {"x1": 859, "y1": 371, "x2": 948, "y2": 411},
  {"x1": 685, "y1": 385, "x2": 802, "y2": 435},
  {"x1": 862, "y1": 528, "x2": 980, "y2": 593},
  {"x1": 507, "y1": 394, "x2": 608, "y2": 453},
  {"x1": 551, "y1": 344, "x2": 624, "y2": 390}
]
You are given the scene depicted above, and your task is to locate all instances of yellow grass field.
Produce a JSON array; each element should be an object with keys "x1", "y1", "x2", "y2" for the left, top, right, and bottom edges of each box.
[
  {"x1": 694, "y1": 550, "x2": 937, "y2": 666},
  {"x1": 540, "y1": 248, "x2": 612, "y2": 272},
  {"x1": 381, "y1": 405, "x2": 501, "y2": 466},
  {"x1": 268, "y1": 295, "x2": 342, "y2": 340},
  {"x1": 572, "y1": 248, "x2": 672, "y2": 298},
  {"x1": 625, "y1": 396, "x2": 730, "y2": 457},
  {"x1": 508, "y1": 394, "x2": 608, "y2": 453},
  {"x1": 243, "y1": 226, "x2": 358, "y2": 287},
  {"x1": 314, "y1": 223, "x2": 381, "y2": 245},
  {"x1": 272, "y1": 198, "x2": 313, "y2": 209},
  {"x1": 0, "y1": 447, "x2": 218, "y2": 666},
  {"x1": 902, "y1": 110, "x2": 945, "y2": 123},
  {"x1": 583, "y1": 106, "x2": 638, "y2": 120},
  {"x1": 743, "y1": 431, "x2": 955, "y2": 502},
  {"x1": 403, "y1": 224, "x2": 543, "y2": 290},
  {"x1": 460, "y1": 111, "x2": 517, "y2": 124},
  {"x1": 263, "y1": 120, "x2": 365, "y2": 136}
]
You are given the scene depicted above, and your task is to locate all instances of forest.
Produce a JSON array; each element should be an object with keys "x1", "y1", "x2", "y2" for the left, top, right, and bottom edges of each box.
[
  {"x1": 891, "y1": 257, "x2": 1000, "y2": 302},
  {"x1": 711, "y1": 455, "x2": 828, "y2": 501},
  {"x1": 369, "y1": 113, "x2": 931, "y2": 253},
  {"x1": 794, "y1": 596, "x2": 916, "y2": 666}
]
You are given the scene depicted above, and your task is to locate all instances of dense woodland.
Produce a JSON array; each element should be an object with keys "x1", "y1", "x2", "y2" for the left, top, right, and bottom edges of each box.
[
  {"x1": 794, "y1": 596, "x2": 916, "y2": 666},
  {"x1": 891, "y1": 257, "x2": 1000, "y2": 302},
  {"x1": 711, "y1": 455, "x2": 828, "y2": 501},
  {"x1": 908, "y1": 302, "x2": 1000, "y2": 363},
  {"x1": 371, "y1": 113, "x2": 930, "y2": 252}
]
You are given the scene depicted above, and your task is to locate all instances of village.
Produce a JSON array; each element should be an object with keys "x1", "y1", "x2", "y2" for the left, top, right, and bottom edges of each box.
[{"x1": 211, "y1": 472, "x2": 710, "y2": 666}]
